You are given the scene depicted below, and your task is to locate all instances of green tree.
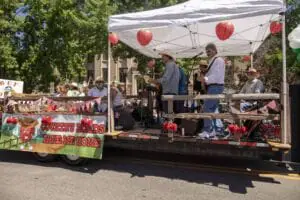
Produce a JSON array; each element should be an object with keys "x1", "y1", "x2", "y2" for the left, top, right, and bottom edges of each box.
[
  {"x1": 16, "y1": 0, "x2": 111, "y2": 92},
  {"x1": 0, "y1": 0, "x2": 21, "y2": 79},
  {"x1": 253, "y1": 0, "x2": 300, "y2": 90}
]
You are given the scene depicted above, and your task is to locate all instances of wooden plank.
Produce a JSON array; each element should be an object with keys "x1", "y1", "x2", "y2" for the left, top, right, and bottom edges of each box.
[
  {"x1": 163, "y1": 113, "x2": 280, "y2": 120},
  {"x1": 167, "y1": 100, "x2": 173, "y2": 114},
  {"x1": 162, "y1": 93, "x2": 280, "y2": 101},
  {"x1": 267, "y1": 141, "x2": 291, "y2": 150}
]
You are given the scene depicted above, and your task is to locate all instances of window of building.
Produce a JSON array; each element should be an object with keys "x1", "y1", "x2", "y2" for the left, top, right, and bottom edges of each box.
[
  {"x1": 102, "y1": 68, "x2": 108, "y2": 82},
  {"x1": 119, "y1": 68, "x2": 128, "y2": 83},
  {"x1": 87, "y1": 54, "x2": 94, "y2": 63},
  {"x1": 87, "y1": 70, "x2": 94, "y2": 81}
]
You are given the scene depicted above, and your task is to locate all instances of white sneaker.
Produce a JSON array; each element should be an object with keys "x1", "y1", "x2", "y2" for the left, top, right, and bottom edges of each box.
[
  {"x1": 198, "y1": 131, "x2": 211, "y2": 139},
  {"x1": 198, "y1": 131, "x2": 217, "y2": 139}
]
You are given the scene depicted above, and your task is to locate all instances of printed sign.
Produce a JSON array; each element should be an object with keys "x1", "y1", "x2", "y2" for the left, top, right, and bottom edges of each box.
[
  {"x1": 0, "y1": 113, "x2": 106, "y2": 159},
  {"x1": 0, "y1": 79, "x2": 24, "y2": 98}
]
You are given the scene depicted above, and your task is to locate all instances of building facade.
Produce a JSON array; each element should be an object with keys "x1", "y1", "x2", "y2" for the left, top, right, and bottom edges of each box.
[{"x1": 86, "y1": 54, "x2": 140, "y2": 96}]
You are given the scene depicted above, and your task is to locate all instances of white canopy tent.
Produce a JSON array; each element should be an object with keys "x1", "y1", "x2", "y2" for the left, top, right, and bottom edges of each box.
[
  {"x1": 107, "y1": 0, "x2": 288, "y2": 145},
  {"x1": 108, "y1": 0, "x2": 285, "y2": 58}
]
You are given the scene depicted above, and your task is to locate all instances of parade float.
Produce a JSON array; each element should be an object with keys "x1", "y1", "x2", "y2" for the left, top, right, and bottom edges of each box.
[{"x1": 0, "y1": 0, "x2": 293, "y2": 165}]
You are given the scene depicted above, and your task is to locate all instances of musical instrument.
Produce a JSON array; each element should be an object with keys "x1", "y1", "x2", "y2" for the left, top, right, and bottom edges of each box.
[{"x1": 142, "y1": 75, "x2": 160, "y2": 91}]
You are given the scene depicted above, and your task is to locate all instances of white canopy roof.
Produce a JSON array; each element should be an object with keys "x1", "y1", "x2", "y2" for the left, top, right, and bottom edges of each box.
[{"x1": 108, "y1": 0, "x2": 284, "y2": 58}]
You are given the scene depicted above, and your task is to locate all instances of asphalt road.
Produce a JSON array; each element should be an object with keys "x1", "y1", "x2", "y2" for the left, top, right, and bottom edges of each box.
[{"x1": 0, "y1": 150, "x2": 300, "y2": 200}]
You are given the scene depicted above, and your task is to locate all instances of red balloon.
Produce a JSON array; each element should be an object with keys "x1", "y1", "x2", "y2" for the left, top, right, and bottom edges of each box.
[
  {"x1": 270, "y1": 21, "x2": 282, "y2": 34},
  {"x1": 243, "y1": 56, "x2": 251, "y2": 62},
  {"x1": 108, "y1": 33, "x2": 119, "y2": 45},
  {"x1": 216, "y1": 22, "x2": 234, "y2": 41},
  {"x1": 137, "y1": 29, "x2": 153, "y2": 46}
]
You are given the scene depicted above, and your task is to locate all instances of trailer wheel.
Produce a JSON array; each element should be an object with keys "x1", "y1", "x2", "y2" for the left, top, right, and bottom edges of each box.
[
  {"x1": 61, "y1": 155, "x2": 88, "y2": 166},
  {"x1": 33, "y1": 153, "x2": 57, "y2": 162}
]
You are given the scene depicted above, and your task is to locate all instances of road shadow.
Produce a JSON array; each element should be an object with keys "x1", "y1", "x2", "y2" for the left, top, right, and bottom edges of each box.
[{"x1": 0, "y1": 149, "x2": 288, "y2": 194}]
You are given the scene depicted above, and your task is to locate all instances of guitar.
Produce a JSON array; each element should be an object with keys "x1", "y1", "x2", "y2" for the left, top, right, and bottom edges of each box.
[{"x1": 143, "y1": 75, "x2": 161, "y2": 91}]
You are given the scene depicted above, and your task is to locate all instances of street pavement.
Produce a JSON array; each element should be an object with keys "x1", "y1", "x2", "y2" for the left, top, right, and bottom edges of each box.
[{"x1": 0, "y1": 150, "x2": 300, "y2": 200}]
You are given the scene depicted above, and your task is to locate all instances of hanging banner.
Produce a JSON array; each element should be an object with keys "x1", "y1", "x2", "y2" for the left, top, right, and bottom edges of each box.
[
  {"x1": 0, "y1": 113, "x2": 106, "y2": 159},
  {"x1": 0, "y1": 79, "x2": 24, "y2": 98}
]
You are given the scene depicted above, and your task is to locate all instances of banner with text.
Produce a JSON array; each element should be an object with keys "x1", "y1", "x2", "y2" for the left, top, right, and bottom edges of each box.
[
  {"x1": 0, "y1": 113, "x2": 106, "y2": 159},
  {"x1": 0, "y1": 79, "x2": 24, "y2": 98}
]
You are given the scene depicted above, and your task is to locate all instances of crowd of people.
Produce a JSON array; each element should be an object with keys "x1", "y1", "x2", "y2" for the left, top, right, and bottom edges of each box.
[{"x1": 54, "y1": 77, "x2": 124, "y2": 112}]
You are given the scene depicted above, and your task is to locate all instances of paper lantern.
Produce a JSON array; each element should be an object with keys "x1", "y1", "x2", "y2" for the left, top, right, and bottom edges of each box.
[
  {"x1": 216, "y1": 22, "x2": 234, "y2": 41},
  {"x1": 108, "y1": 33, "x2": 119, "y2": 45},
  {"x1": 270, "y1": 21, "x2": 282, "y2": 35},
  {"x1": 242, "y1": 55, "x2": 251, "y2": 62},
  {"x1": 137, "y1": 29, "x2": 153, "y2": 46},
  {"x1": 147, "y1": 59, "x2": 155, "y2": 68}
]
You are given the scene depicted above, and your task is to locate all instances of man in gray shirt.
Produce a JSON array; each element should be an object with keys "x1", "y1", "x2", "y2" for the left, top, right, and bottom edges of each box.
[
  {"x1": 157, "y1": 52, "x2": 180, "y2": 113},
  {"x1": 240, "y1": 68, "x2": 264, "y2": 112}
]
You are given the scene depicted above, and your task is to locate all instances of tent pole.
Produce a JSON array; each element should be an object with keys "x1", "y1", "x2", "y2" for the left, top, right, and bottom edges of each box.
[
  {"x1": 281, "y1": 7, "x2": 288, "y2": 145},
  {"x1": 250, "y1": 53, "x2": 254, "y2": 68},
  {"x1": 108, "y1": 39, "x2": 112, "y2": 134}
]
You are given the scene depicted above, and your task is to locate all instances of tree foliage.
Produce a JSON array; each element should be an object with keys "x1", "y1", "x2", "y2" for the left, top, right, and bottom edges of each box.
[
  {"x1": 253, "y1": 0, "x2": 300, "y2": 90},
  {"x1": 0, "y1": 0, "x2": 21, "y2": 78},
  {"x1": 1, "y1": 0, "x2": 111, "y2": 92}
]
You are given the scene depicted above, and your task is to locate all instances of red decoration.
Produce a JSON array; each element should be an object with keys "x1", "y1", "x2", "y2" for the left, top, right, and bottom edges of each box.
[
  {"x1": 168, "y1": 123, "x2": 178, "y2": 132},
  {"x1": 20, "y1": 127, "x2": 34, "y2": 143},
  {"x1": 216, "y1": 21, "x2": 234, "y2": 41},
  {"x1": 81, "y1": 118, "x2": 93, "y2": 127},
  {"x1": 137, "y1": 29, "x2": 153, "y2": 46},
  {"x1": 147, "y1": 59, "x2": 155, "y2": 68},
  {"x1": 270, "y1": 21, "x2": 282, "y2": 35},
  {"x1": 242, "y1": 56, "x2": 251, "y2": 62},
  {"x1": 163, "y1": 122, "x2": 169, "y2": 131},
  {"x1": 7, "y1": 117, "x2": 17, "y2": 124},
  {"x1": 108, "y1": 33, "x2": 119, "y2": 45},
  {"x1": 228, "y1": 124, "x2": 236, "y2": 133},
  {"x1": 163, "y1": 122, "x2": 178, "y2": 132},
  {"x1": 240, "y1": 126, "x2": 247, "y2": 134},
  {"x1": 41, "y1": 116, "x2": 53, "y2": 125}
]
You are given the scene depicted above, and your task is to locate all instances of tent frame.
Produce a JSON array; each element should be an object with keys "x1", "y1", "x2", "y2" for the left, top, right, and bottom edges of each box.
[{"x1": 107, "y1": 1, "x2": 289, "y2": 147}]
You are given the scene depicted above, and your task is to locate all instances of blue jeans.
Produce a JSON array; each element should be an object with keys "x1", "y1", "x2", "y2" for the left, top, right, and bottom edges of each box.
[{"x1": 203, "y1": 85, "x2": 224, "y2": 133}]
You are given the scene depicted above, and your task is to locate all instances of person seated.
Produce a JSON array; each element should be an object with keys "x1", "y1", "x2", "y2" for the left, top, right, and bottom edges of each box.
[
  {"x1": 67, "y1": 82, "x2": 81, "y2": 97},
  {"x1": 239, "y1": 68, "x2": 264, "y2": 112},
  {"x1": 88, "y1": 77, "x2": 108, "y2": 98}
]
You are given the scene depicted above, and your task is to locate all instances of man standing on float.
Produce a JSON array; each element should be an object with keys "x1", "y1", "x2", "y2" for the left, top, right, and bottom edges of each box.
[{"x1": 198, "y1": 43, "x2": 225, "y2": 139}]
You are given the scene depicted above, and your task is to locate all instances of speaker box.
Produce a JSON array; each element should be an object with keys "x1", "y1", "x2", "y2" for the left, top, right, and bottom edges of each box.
[
  {"x1": 179, "y1": 119, "x2": 203, "y2": 136},
  {"x1": 290, "y1": 84, "x2": 300, "y2": 162}
]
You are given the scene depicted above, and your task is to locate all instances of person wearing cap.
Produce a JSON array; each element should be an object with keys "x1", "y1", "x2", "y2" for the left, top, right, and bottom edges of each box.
[
  {"x1": 194, "y1": 60, "x2": 209, "y2": 94},
  {"x1": 240, "y1": 68, "x2": 264, "y2": 94},
  {"x1": 157, "y1": 52, "x2": 180, "y2": 113},
  {"x1": 67, "y1": 82, "x2": 81, "y2": 97},
  {"x1": 88, "y1": 77, "x2": 108, "y2": 98},
  {"x1": 239, "y1": 68, "x2": 264, "y2": 112},
  {"x1": 198, "y1": 43, "x2": 225, "y2": 139}
]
